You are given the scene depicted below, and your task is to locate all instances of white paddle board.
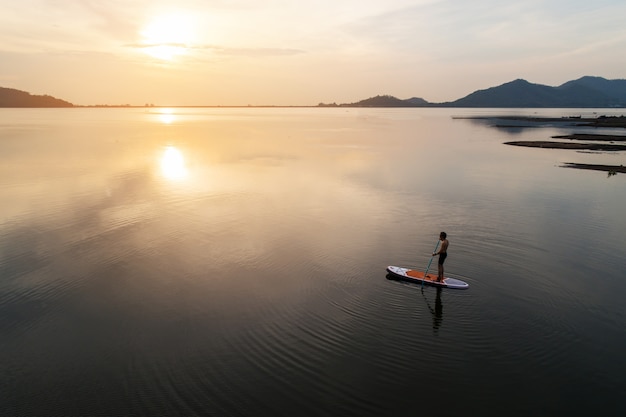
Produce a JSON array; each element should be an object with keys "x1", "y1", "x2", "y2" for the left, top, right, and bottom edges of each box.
[{"x1": 387, "y1": 266, "x2": 469, "y2": 289}]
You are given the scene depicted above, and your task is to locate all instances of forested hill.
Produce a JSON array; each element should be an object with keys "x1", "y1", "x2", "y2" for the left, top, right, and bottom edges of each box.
[
  {"x1": 325, "y1": 76, "x2": 626, "y2": 108},
  {"x1": 0, "y1": 87, "x2": 73, "y2": 107},
  {"x1": 450, "y1": 77, "x2": 626, "y2": 107}
]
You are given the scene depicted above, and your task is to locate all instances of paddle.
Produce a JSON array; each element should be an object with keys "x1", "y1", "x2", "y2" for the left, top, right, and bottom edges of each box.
[{"x1": 422, "y1": 240, "x2": 440, "y2": 288}]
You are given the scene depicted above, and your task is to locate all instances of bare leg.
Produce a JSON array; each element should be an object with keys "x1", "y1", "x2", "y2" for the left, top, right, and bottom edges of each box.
[{"x1": 437, "y1": 264, "x2": 444, "y2": 282}]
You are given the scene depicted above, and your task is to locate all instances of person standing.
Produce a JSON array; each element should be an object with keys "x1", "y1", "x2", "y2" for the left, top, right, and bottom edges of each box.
[{"x1": 432, "y1": 232, "x2": 449, "y2": 282}]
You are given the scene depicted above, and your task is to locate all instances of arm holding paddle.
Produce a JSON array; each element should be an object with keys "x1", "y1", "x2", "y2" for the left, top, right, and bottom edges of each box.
[{"x1": 432, "y1": 239, "x2": 448, "y2": 256}]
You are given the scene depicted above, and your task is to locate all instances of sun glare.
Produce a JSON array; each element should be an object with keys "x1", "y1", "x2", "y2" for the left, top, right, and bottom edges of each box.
[
  {"x1": 160, "y1": 146, "x2": 188, "y2": 180},
  {"x1": 157, "y1": 108, "x2": 175, "y2": 124},
  {"x1": 140, "y1": 14, "x2": 195, "y2": 60}
]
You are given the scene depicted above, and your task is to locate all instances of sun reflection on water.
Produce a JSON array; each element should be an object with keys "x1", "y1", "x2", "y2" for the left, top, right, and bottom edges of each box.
[
  {"x1": 160, "y1": 146, "x2": 188, "y2": 180},
  {"x1": 158, "y1": 108, "x2": 175, "y2": 124}
]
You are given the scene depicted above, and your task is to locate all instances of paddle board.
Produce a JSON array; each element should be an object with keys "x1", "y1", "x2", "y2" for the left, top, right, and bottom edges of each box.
[{"x1": 386, "y1": 266, "x2": 469, "y2": 289}]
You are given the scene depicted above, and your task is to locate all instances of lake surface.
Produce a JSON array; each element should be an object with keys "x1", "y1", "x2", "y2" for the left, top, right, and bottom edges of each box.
[{"x1": 1, "y1": 107, "x2": 625, "y2": 417}]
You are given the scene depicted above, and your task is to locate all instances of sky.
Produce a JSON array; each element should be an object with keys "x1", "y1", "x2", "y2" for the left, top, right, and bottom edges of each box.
[{"x1": 1, "y1": 0, "x2": 625, "y2": 106}]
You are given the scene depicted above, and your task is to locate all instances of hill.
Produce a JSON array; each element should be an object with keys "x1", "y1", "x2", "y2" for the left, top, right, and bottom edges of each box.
[
  {"x1": 346, "y1": 95, "x2": 429, "y2": 107},
  {"x1": 558, "y1": 76, "x2": 626, "y2": 102},
  {"x1": 331, "y1": 76, "x2": 626, "y2": 108},
  {"x1": 449, "y1": 77, "x2": 626, "y2": 107},
  {"x1": 0, "y1": 87, "x2": 73, "y2": 107},
  {"x1": 318, "y1": 95, "x2": 429, "y2": 107}
]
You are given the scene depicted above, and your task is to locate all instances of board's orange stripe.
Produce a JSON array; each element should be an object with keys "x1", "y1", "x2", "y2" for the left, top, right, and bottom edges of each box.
[{"x1": 406, "y1": 270, "x2": 437, "y2": 281}]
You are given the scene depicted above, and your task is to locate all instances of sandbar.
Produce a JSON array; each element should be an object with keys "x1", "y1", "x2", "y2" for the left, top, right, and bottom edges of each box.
[{"x1": 504, "y1": 141, "x2": 626, "y2": 151}]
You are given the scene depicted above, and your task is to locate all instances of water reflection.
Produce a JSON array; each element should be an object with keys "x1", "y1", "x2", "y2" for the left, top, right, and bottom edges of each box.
[
  {"x1": 2, "y1": 108, "x2": 626, "y2": 417},
  {"x1": 157, "y1": 108, "x2": 175, "y2": 124},
  {"x1": 423, "y1": 287, "x2": 443, "y2": 334},
  {"x1": 160, "y1": 146, "x2": 188, "y2": 181}
]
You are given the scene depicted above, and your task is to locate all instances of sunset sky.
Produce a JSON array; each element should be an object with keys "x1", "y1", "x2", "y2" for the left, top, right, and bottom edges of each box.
[{"x1": 1, "y1": 0, "x2": 625, "y2": 106}]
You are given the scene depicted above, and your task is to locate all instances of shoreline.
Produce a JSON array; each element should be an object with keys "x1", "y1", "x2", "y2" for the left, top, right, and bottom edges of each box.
[
  {"x1": 485, "y1": 115, "x2": 626, "y2": 176},
  {"x1": 552, "y1": 134, "x2": 626, "y2": 142},
  {"x1": 562, "y1": 163, "x2": 626, "y2": 174},
  {"x1": 504, "y1": 141, "x2": 626, "y2": 151},
  {"x1": 459, "y1": 115, "x2": 626, "y2": 128}
]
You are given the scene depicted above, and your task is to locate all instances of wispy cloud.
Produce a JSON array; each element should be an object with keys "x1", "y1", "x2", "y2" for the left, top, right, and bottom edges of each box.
[
  {"x1": 204, "y1": 46, "x2": 305, "y2": 57},
  {"x1": 125, "y1": 42, "x2": 305, "y2": 58}
]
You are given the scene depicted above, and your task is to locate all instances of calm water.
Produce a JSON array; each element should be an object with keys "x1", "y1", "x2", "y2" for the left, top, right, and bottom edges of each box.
[{"x1": 1, "y1": 108, "x2": 625, "y2": 417}]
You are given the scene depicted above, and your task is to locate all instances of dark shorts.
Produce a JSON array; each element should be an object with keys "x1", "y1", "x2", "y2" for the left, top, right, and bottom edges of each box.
[{"x1": 438, "y1": 253, "x2": 447, "y2": 265}]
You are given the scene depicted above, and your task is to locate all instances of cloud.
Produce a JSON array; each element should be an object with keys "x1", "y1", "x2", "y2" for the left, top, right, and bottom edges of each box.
[
  {"x1": 210, "y1": 47, "x2": 305, "y2": 57},
  {"x1": 124, "y1": 42, "x2": 305, "y2": 57}
]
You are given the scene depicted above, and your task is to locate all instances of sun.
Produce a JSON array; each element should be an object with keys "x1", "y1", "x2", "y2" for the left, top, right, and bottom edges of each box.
[{"x1": 140, "y1": 14, "x2": 195, "y2": 60}]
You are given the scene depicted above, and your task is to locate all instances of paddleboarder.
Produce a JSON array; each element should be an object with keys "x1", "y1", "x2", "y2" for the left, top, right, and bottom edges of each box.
[{"x1": 432, "y1": 232, "x2": 449, "y2": 282}]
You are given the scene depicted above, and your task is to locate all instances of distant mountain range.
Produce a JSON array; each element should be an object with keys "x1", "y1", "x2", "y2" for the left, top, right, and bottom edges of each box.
[
  {"x1": 321, "y1": 76, "x2": 626, "y2": 108},
  {"x1": 2, "y1": 76, "x2": 626, "y2": 108},
  {"x1": 0, "y1": 87, "x2": 73, "y2": 107}
]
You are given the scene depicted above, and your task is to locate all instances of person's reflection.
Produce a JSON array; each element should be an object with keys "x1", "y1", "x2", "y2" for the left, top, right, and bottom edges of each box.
[{"x1": 423, "y1": 287, "x2": 443, "y2": 334}]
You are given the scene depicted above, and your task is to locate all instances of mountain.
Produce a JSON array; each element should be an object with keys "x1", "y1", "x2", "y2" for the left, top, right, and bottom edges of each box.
[
  {"x1": 449, "y1": 77, "x2": 626, "y2": 107},
  {"x1": 346, "y1": 95, "x2": 427, "y2": 107},
  {"x1": 0, "y1": 87, "x2": 73, "y2": 107},
  {"x1": 404, "y1": 97, "x2": 430, "y2": 106},
  {"x1": 334, "y1": 76, "x2": 626, "y2": 108},
  {"x1": 448, "y1": 79, "x2": 560, "y2": 107},
  {"x1": 557, "y1": 76, "x2": 626, "y2": 103}
]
